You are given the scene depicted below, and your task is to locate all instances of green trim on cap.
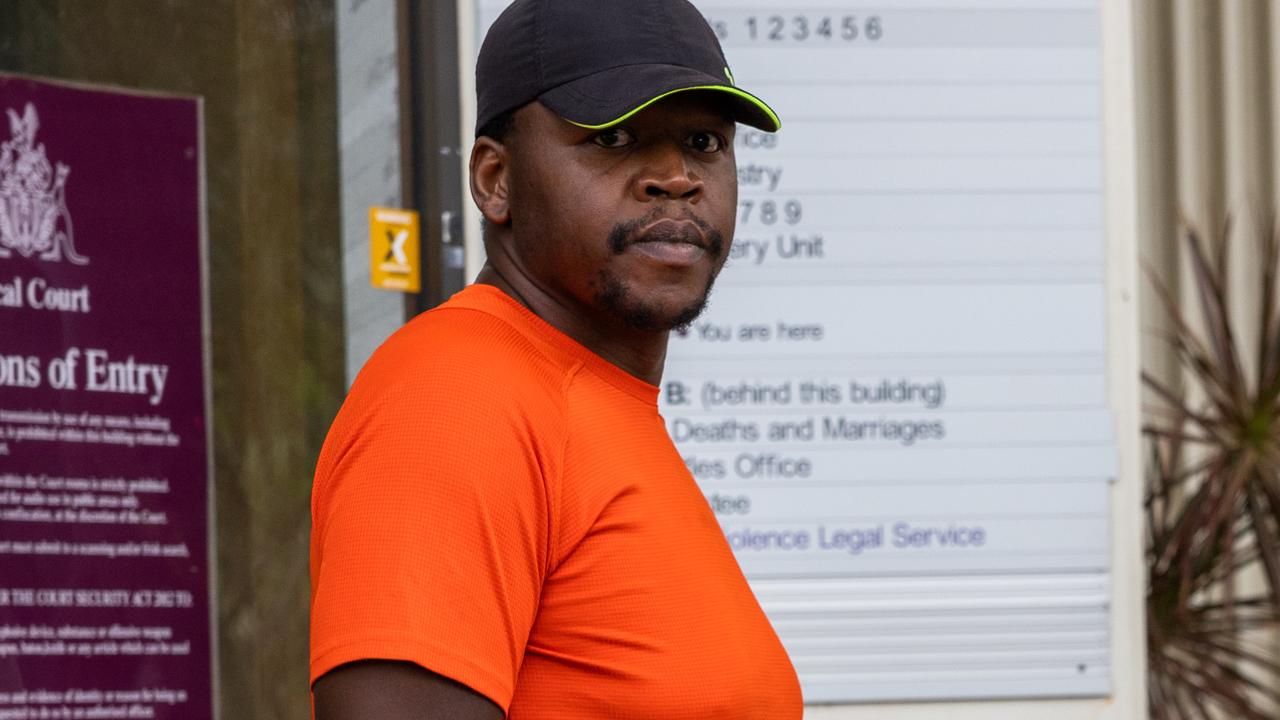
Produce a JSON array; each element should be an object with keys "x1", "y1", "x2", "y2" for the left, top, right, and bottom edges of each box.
[{"x1": 565, "y1": 85, "x2": 781, "y2": 132}]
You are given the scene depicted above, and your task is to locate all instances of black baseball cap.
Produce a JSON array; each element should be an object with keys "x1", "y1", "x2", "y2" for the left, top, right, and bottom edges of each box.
[{"x1": 475, "y1": 0, "x2": 780, "y2": 137}]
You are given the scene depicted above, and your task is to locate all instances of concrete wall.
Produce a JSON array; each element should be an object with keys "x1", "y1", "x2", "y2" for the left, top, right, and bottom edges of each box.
[{"x1": 0, "y1": 3, "x2": 348, "y2": 717}]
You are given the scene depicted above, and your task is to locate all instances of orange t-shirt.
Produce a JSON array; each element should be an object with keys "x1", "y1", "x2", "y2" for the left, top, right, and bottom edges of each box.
[{"x1": 310, "y1": 284, "x2": 802, "y2": 718}]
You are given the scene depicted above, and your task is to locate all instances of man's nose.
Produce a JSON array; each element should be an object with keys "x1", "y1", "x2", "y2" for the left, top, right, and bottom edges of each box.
[{"x1": 635, "y1": 143, "x2": 703, "y2": 201}]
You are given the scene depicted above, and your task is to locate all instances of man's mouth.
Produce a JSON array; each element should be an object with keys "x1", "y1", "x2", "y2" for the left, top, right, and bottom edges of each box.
[
  {"x1": 608, "y1": 210, "x2": 724, "y2": 264},
  {"x1": 628, "y1": 219, "x2": 709, "y2": 265},
  {"x1": 638, "y1": 217, "x2": 705, "y2": 244}
]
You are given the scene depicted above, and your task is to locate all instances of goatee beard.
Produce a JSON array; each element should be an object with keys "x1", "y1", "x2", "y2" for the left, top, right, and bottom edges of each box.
[
  {"x1": 594, "y1": 209, "x2": 725, "y2": 332},
  {"x1": 594, "y1": 271, "x2": 716, "y2": 333}
]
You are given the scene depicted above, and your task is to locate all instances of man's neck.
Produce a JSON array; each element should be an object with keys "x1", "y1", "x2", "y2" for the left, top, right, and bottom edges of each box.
[{"x1": 473, "y1": 265, "x2": 670, "y2": 386}]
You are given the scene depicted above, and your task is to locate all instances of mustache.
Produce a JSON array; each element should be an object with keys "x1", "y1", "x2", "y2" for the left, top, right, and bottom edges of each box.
[{"x1": 607, "y1": 208, "x2": 724, "y2": 256}]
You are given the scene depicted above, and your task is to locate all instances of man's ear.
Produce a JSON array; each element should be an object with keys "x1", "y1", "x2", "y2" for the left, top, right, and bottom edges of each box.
[{"x1": 469, "y1": 137, "x2": 511, "y2": 226}]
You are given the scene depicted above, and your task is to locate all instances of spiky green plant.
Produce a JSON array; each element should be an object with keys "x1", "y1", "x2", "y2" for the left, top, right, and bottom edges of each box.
[{"x1": 1143, "y1": 219, "x2": 1280, "y2": 719}]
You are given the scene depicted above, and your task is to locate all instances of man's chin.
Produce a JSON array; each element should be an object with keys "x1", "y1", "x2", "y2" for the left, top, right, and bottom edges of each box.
[
  {"x1": 594, "y1": 273, "x2": 714, "y2": 333},
  {"x1": 615, "y1": 296, "x2": 709, "y2": 333},
  {"x1": 666, "y1": 299, "x2": 709, "y2": 334}
]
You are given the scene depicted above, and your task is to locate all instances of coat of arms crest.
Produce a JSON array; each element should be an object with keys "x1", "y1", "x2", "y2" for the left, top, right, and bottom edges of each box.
[{"x1": 0, "y1": 102, "x2": 88, "y2": 264}]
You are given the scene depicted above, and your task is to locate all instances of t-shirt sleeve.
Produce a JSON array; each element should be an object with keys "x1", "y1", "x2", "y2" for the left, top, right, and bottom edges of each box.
[{"x1": 309, "y1": 334, "x2": 561, "y2": 710}]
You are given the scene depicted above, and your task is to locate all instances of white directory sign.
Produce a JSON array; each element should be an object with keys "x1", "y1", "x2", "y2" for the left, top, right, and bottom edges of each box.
[{"x1": 473, "y1": 0, "x2": 1113, "y2": 705}]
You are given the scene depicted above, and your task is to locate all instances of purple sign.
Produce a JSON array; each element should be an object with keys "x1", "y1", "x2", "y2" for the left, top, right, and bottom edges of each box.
[{"x1": 0, "y1": 75, "x2": 211, "y2": 719}]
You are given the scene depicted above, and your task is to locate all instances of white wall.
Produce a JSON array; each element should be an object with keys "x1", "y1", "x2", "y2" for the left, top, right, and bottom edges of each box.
[{"x1": 452, "y1": 0, "x2": 1146, "y2": 716}]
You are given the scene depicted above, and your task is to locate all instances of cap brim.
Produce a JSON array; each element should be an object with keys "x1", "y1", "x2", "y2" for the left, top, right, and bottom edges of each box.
[{"x1": 539, "y1": 64, "x2": 781, "y2": 133}]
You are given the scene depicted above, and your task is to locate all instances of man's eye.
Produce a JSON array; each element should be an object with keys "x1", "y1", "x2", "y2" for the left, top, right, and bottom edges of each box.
[
  {"x1": 592, "y1": 127, "x2": 635, "y2": 148},
  {"x1": 687, "y1": 132, "x2": 723, "y2": 153}
]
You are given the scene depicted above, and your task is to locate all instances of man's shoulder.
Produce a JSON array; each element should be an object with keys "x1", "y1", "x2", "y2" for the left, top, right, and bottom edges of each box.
[
  {"x1": 314, "y1": 298, "x2": 576, "y2": 506},
  {"x1": 348, "y1": 299, "x2": 574, "y2": 416}
]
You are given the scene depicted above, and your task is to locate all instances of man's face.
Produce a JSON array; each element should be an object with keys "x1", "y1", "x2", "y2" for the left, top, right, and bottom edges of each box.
[{"x1": 502, "y1": 93, "x2": 738, "y2": 333}]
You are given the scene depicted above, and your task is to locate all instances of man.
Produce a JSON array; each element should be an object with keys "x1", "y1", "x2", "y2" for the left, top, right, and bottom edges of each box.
[{"x1": 309, "y1": 1, "x2": 800, "y2": 717}]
